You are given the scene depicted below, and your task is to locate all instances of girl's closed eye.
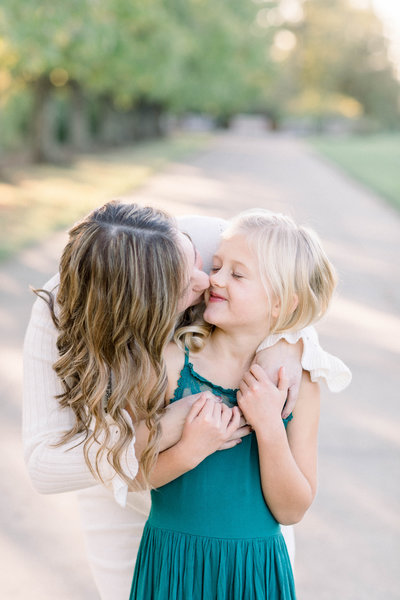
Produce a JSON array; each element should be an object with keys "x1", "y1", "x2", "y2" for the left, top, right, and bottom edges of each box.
[{"x1": 232, "y1": 272, "x2": 244, "y2": 279}]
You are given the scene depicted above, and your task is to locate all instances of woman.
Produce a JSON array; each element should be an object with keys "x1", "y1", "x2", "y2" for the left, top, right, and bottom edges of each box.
[{"x1": 23, "y1": 202, "x2": 351, "y2": 599}]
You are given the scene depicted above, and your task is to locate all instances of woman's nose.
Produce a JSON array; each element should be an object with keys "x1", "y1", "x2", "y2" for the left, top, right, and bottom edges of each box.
[{"x1": 193, "y1": 269, "x2": 209, "y2": 293}]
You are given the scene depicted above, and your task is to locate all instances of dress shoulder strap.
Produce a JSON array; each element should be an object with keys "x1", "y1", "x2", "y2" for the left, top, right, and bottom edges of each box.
[{"x1": 183, "y1": 345, "x2": 190, "y2": 366}]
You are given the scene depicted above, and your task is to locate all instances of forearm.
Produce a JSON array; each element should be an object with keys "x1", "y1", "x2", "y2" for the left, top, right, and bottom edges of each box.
[
  {"x1": 25, "y1": 433, "x2": 97, "y2": 494},
  {"x1": 23, "y1": 290, "x2": 95, "y2": 492},
  {"x1": 138, "y1": 395, "x2": 243, "y2": 489},
  {"x1": 133, "y1": 396, "x2": 197, "y2": 463},
  {"x1": 133, "y1": 401, "x2": 199, "y2": 490},
  {"x1": 256, "y1": 425, "x2": 315, "y2": 525},
  {"x1": 159, "y1": 398, "x2": 197, "y2": 450},
  {"x1": 146, "y1": 441, "x2": 196, "y2": 488}
]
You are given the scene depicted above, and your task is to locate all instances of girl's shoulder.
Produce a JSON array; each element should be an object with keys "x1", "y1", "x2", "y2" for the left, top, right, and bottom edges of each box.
[
  {"x1": 164, "y1": 341, "x2": 185, "y2": 366},
  {"x1": 164, "y1": 342, "x2": 186, "y2": 402}
]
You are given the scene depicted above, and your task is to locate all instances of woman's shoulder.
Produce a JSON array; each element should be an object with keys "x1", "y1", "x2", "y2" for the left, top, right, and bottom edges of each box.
[{"x1": 30, "y1": 273, "x2": 60, "y2": 317}]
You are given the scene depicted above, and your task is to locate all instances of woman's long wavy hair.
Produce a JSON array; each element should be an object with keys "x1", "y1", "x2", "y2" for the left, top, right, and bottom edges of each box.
[{"x1": 36, "y1": 201, "x2": 185, "y2": 488}]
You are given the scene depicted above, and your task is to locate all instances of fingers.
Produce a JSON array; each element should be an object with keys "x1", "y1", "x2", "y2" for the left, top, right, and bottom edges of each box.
[
  {"x1": 185, "y1": 392, "x2": 214, "y2": 423},
  {"x1": 238, "y1": 412, "x2": 247, "y2": 428},
  {"x1": 185, "y1": 395, "x2": 208, "y2": 423},
  {"x1": 244, "y1": 364, "x2": 288, "y2": 396},
  {"x1": 225, "y1": 405, "x2": 241, "y2": 436},
  {"x1": 211, "y1": 399, "x2": 223, "y2": 425},
  {"x1": 238, "y1": 366, "x2": 269, "y2": 404},
  {"x1": 187, "y1": 394, "x2": 245, "y2": 441},
  {"x1": 201, "y1": 395, "x2": 219, "y2": 421},
  {"x1": 220, "y1": 420, "x2": 253, "y2": 450},
  {"x1": 210, "y1": 402, "x2": 234, "y2": 430},
  {"x1": 282, "y1": 383, "x2": 299, "y2": 418},
  {"x1": 186, "y1": 391, "x2": 219, "y2": 407},
  {"x1": 227, "y1": 424, "x2": 252, "y2": 440},
  {"x1": 277, "y1": 366, "x2": 289, "y2": 392},
  {"x1": 240, "y1": 364, "x2": 274, "y2": 392},
  {"x1": 249, "y1": 363, "x2": 274, "y2": 385},
  {"x1": 219, "y1": 439, "x2": 242, "y2": 450},
  {"x1": 238, "y1": 373, "x2": 253, "y2": 397},
  {"x1": 220, "y1": 403, "x2": 233, "y2": 428},
  {"x1": 240, "y1": 372, "x2": 252, "y2": 389}
]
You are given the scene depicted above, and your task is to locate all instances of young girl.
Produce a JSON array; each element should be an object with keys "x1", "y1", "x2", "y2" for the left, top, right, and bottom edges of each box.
[{"x1": 130, "y1": 209, "x2": 337, "y2": 599}]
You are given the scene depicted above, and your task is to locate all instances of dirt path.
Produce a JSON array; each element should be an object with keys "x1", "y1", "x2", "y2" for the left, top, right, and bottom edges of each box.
[{"x1": 1, "y1": 126, "x2": 399, "y2": 599}]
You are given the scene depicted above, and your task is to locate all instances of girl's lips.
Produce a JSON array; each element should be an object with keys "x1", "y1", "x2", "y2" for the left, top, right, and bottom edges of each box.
[{"x1": 208, "y1": 291, "x2": 226, "y2": 302}]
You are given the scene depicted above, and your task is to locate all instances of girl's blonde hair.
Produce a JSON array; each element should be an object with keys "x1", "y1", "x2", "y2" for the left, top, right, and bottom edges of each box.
[
  {"x1": 36, "y1": 200, "x2": 185, "y2": 489},
  {"x1": 225, "y1": 209, "x2": 337, "y2": 334},
  {"x1": 176, "y1": 208, "x2": 336, "y2": 350}
]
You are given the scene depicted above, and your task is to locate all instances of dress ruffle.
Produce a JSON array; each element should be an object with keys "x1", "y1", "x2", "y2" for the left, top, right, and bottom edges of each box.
[{"x1": 130, "y1": 523, "x2": 296, "y2": 600}]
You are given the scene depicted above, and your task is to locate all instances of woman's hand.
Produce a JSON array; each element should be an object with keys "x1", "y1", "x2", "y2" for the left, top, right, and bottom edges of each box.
[
  {"x1": 219, "y1": 419, "x2": 252, "y2": 449},
  {"x1": 141, "y1": 393, "x2": 247, "y2": 489},
  {"x1": 178, "y1": 393, "x2": 242, "y2": 468},
  {"x1": 255, "y1": 339, "x2": 302, "y2": 418},
  {"x1": 237, "y1": 365, "x2": 289, "y2": 434},
  {"x1": 154, "y1": 392, "x2": 250, "y2": 452}
]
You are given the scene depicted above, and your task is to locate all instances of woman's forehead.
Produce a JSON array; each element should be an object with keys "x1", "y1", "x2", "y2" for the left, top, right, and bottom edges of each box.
[
  {"x1": 177, "y1": 215, "x2": 228, "y2": 274},
  {"x1": 177, "y1": 231, "x2": 196, "y2": 265}
]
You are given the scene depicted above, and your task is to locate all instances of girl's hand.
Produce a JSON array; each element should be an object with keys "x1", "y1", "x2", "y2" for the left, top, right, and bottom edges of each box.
[
  {"x1": 255, "y1": 339, "x2": 302, "y2": 418},
  {"x1": 237, "y1": 365, "x2": 289, "y2": 433},
  {"x1": 178, "y1": 393, "x2": 242, "y2": 467}
]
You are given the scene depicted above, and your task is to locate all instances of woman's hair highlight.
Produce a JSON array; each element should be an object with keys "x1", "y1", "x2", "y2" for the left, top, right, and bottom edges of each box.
[{"x1": 35, "y1": 200, "x2": 185, "y2": 489}]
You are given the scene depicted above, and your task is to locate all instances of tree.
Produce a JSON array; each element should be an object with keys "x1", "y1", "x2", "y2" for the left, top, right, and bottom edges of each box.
[
  {"x1": 279, "y1": 0, "x2": 400, "y2": 128},
  {"x1": 0, "y1": 0, "x2": 188, "y2": 159}
]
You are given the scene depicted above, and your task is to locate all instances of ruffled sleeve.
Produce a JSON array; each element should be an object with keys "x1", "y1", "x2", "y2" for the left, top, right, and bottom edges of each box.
[{"x1": 256, "y1": 325, "x2": 352, "y2": 392}]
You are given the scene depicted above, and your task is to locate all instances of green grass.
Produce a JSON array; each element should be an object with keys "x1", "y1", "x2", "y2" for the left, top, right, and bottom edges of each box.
[
  {"x1": 0, "y1": 132, "x2": 211, "y2": 260},
  {"x1": 310, "y1": 134, "x2": 400, "y2": 210}
]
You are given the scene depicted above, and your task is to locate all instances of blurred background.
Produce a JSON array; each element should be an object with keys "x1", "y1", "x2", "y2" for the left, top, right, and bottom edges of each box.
[
  {"x1": 1, "y1": 0, "x2": 399, "y2": 254},
  {"x1": 1, "y1": 0, "x2": 399, "y2": 598}
]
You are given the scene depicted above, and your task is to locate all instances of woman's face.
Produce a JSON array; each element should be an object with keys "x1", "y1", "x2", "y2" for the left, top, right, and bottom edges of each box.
[{"x1": 177, "y1": 232, "x2": 210, "y2": 312}]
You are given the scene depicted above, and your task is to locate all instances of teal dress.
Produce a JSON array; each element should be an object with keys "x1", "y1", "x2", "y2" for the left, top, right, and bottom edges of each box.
[{"x1": 130, "y1": 351, "x2": 296, "y2": 599}]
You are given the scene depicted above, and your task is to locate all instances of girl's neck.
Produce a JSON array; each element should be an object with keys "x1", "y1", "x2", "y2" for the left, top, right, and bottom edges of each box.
[
  {"x1": 213, "y1": 326, "x2": 263, "y2": 358},
  {"x1": 191, "y1": 325, "x2": 269, "y2": 389}
]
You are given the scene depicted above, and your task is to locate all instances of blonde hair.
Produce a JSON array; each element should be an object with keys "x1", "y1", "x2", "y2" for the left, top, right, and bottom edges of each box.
[
  {"x1": 35, "y1": 201, "x2": 185, "y2": 488},
  {"x1": 174, "y1": 302, "x2": 210, "y2": 352},
  {"x1": 176, "y1": 208, "x2": 336, "y2": 350},
  {"x1": 224, "y1": 209, "x2": 337, "y2": 334}
]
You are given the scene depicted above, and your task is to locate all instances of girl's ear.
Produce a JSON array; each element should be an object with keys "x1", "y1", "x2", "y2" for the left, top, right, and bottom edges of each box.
[
  {"x1": 291, "y1": 294, "x2": 299, "y2": 314},
  {"x1": 271, "y1": 294, "x2": 298, "y2": 319},
  {"x1": 271, "y1": 296, "x2": 281, "y2": 319}
]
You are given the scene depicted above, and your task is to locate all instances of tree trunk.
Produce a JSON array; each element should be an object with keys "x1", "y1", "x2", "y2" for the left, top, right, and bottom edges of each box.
[
  {"x1": 134, "y1": 98, "x2": 166, "y2": 139},
  {"x1": 30, "y1": 76, "x2": 54, "y2": 162},
  {"x1": 69, "y1": 82, "x2": 91, "y2": 151}
]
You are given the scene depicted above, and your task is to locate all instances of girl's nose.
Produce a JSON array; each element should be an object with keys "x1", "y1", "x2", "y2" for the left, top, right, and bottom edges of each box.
[{"x1": 209, "y1": 269, "x2": 225, "y2": 287}]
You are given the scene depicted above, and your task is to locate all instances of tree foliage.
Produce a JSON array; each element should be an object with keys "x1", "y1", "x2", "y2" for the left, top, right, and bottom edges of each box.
[
  {"x1": 281, "y1": 0, "x2": 399, "y2": 127},
  {"x1": 0, "y1": 0, "x2": 398, "y2": 160}
]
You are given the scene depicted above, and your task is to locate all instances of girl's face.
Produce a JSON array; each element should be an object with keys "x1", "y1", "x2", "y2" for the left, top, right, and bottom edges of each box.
[
  {"x1": 203, "y1": 234, "x2": 279, "y2": 334},
  {"x1": 177, "y1": 232, "x2": 210, "y2": 312}
]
